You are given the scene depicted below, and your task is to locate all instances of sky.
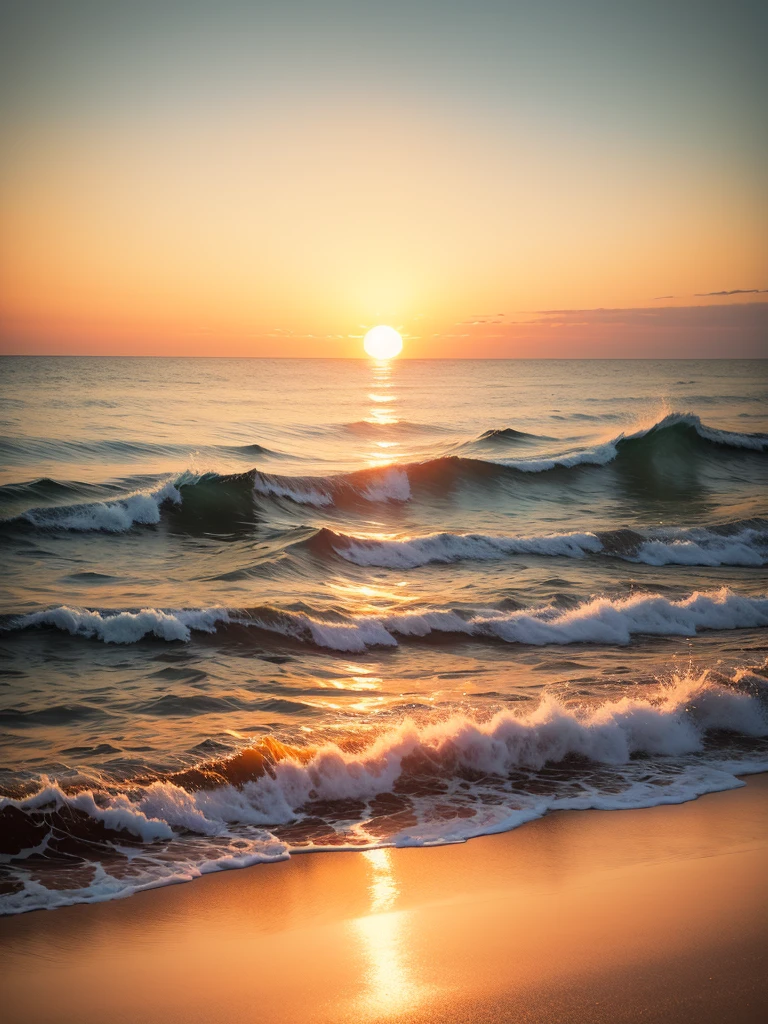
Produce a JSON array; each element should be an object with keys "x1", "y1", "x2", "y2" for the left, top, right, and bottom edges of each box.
[{"x1": 0, "y1": 0, "x2": 766, "y2": 357}]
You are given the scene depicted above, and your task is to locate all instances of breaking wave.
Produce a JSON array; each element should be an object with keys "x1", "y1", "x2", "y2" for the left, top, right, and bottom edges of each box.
[
  {"x1": 486, "y1": 412, "x2": 768, "y2": 472},
  {"x1": 5, "y1": 588, "x2": 767, "y2": 651},
  {"x1": 17, "y1": 480, "x2": 183, "y2": 533},
  {"x1": 2, "y1": 413, "x2": 765, "y2": 531},
  {"x1": 2, "y1": 667, "x2": 766, "y2": 913},
  {"x1": 318, "y1": 520, "x2": 768, "y2": 569},
  {"x1": 6, "y1": 605, "x2": 232, "y2": 644},
  {"x1": 252, "y1": 466, "x2": 411, "y2": 506}
]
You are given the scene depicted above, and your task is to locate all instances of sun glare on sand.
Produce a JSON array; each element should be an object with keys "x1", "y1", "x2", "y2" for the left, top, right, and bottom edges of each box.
[{"x1": 363, "y1": 326, "x2": 403, "y2": 360}]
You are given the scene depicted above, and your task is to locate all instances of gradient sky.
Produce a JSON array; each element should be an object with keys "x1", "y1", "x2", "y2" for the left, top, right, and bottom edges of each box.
[{"x1": 1, "y1": 0, "x2": 766, "y2": 357}]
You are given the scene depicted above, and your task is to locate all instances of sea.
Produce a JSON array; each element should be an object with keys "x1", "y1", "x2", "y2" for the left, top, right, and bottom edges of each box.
[{"x1": 1, "y1": 356, "x2": 767, "y2": 914}]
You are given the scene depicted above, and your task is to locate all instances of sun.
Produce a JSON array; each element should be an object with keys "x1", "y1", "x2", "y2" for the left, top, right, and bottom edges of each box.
[{"x1": 363, "y1": 325, "x2": 403, "y2": 360}]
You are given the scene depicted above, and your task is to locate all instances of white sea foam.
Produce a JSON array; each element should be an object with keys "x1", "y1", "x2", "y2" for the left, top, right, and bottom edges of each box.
[
  {"x1": 8, "y1": 588, "x2": 768, "y2": 650},
  {"x1": 635, "y1": 536, "x2": 766, "y2": 567},
  {"x1": 249, "y1": 611, "x2": 399, "y2": 653},
  {"x1": 252, "y1": 472, "x2": 334, "y2": 506},
  {"x1": 684, "y1": 416, "x2": 768, "y2": 451},
  {"x1": 496, "y1": 441, "x2": 619, "y2": 472},
  {"x1": 330, "y1": 526, "x2": 767, "y2": 569},
  {"x1": 0, "y1": 784, "x2": 175, "y2": 846},
  {"x1": 22, "y1": 480, "x2": 182, "y2": 533},
  {"x1": 334, "y1": 530, "x2": 603, "y2": 568},
  {"x1": 14, "y1": 606, "x2": 231, "y2": 644},
  {"x1": 8, "y1": 671, "x2": 767, "y2": 827},
  {"x1": 258, "y1": 588, "x2": 768, "y2": 650},
  {"x1": 457, "y1": 589, "x2": 768, "y2": 647},
  {"x1": 2, "y1": 670, "x2": 766, "y2": 913},
  {"x1": 360, "y1": 468, "x2": 411, "y2": 502},
  {"x1": 253, "y1": 467, "x2": 410, "y2": 507},
  {"x1": 0, "y1": 780, "x2": 288, "y2": 914}
]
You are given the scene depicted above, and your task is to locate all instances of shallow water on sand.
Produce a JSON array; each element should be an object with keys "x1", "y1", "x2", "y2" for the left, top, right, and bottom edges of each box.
[{"x1": 1, "y1": 356, "x2": 767, "y2": 913}]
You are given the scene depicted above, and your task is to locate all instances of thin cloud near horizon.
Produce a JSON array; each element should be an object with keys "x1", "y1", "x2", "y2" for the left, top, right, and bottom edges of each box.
[
  {"x1": 431, "y1": 302, "x2": 767, "y2": 359},
  {"x1": 455, "y1": 295, "x2": 768, "y2": 325},
  {"x1": 694, "y1": 289, "x2": 768, "y2": 296},
  {"x1": 490, "y1": 301, "x2": 768, "y2": 320}
]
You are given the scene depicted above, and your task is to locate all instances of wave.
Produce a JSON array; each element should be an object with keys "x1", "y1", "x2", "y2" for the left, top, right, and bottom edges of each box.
[
  {"x1": 252, "y1": 466, "x2": 411, "y2": 507},
  {"x1": 486, "y1": 412, "x2": 768, "y2": 472},
  {"x1": 16, "y1": 480, "x2": 183, "y2": 533},
  {"x1": 343, "y1": 412, "x2": 767, "y2": 457},
  {"x1": 2, "y1": 667, "x2": 766, "y2": 913},
  {"x1": 0, "y1": 435, "x2": 288, "y2": 465},
  {"x1": 0, "y1": 476, "x2": 121, "y2": 509},
  {"x1": 1, "y1": 465, "x2": 411, "y2": 534},
  {"x1": 5, "y1": 588, "x2": 767, "y2": 651},
  {"x1": 627, "y1": 412, "x2": 767, "y2": 452},
  {"x1": 473, "y1": 427, "x2": 544, "y2": 443},
  {"x1": 315, "y1": 527, "x2": 604, "y2": 566},
  {"x1": 5, "y1": 605, "x2": 232, "y2": 643},
  {"x1": 2, "y1": 413, "x2": 764, "y2": 532},
  {"x1": 268, "y1": 414, "x2": 766, "y2": 494},
  {"x1": 317, "y1": 520, "x2": 768, "y2": 569}
]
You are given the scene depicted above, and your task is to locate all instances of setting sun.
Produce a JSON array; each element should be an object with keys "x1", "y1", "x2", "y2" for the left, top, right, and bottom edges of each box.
[{"x1": 363, "y1": 326, "x2": 403, "y2": 360}]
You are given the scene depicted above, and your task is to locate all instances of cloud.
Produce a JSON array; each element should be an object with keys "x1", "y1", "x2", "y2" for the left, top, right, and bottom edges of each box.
[
  {"x1": 527, "y1": 303, "x2": 768, "y2": 329},
  {"x1": 457, "y1": 315, "x2": 506, "y2": 326},
  {"x1": 429, "y1": 302, "x2": 768, "y2": 358},
  {"x1": 695, "y1": 288, "x2": 768, "y2": 296},
  {"x1": 653, "y1": 295, "x2": 675, "y2": 300}
]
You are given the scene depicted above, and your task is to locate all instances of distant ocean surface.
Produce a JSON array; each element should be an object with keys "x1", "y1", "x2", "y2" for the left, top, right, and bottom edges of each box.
[{"x1": 1, "y1": 356, "x2": 767, "y2": 914}]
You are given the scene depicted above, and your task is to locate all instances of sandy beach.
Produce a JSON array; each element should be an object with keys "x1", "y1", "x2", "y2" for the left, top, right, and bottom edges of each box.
[{"x1": 2, "y1": 773, "x2": 766, "y2": 1024}]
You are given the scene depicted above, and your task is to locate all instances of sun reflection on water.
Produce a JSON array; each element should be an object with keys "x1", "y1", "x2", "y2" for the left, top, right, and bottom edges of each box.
[
  {"x1": 364, "y1": 360, "x2": 403, "y2": 461},
  {"x1": 367, "y1": 410, "x2": 398, "y2": 427},
  {"x1": 351, "y1": 848, "x2": 432, "y2": 1016},
  {"x1": 363, "y1": 848, "x2": 398, "y2": 912},
  {"x1": 316, "y1": 677, "x2": 382, "y2": 691},
  {"x1": 326, "y1": 577, "x2": 414, "y2": 613}
]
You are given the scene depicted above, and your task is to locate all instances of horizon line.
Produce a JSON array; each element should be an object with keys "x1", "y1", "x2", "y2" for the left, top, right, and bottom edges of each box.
[{"x1": 1, "y1": 354, "x2": 766, "y2": 361}]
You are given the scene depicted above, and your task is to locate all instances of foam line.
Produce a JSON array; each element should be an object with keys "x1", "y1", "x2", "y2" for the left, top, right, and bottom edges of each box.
[
  {"x1": 7, "y1": 588, "x2": 766, "y2": 649},
  {"x1": 2, "y1": 668, "x2": 766, "y2": 913},
  {"x1": 327, "y1": 525, "x2": 767, "y2": 568}
]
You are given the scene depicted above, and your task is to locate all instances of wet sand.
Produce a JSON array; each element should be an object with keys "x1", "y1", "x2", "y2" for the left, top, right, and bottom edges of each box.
[{"x1": 2, "y1": 774, "x2": 767, "y2": 1024}]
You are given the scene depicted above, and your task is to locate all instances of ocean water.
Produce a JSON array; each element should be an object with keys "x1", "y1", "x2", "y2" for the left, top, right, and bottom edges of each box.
[{"x1": 1, "y1": 356, "x2": 767, "y2": 914}]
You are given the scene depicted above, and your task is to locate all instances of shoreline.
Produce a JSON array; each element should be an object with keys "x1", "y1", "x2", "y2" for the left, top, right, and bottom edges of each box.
[{"x1": 2, "y1": 773, "x2": 767, "y2": 1023}]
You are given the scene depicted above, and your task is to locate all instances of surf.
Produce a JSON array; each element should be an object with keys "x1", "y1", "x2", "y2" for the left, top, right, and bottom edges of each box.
[
  {"x1": 2, "y1": 665, "x2": 766, "y2": 914},
  {"x1": 5, "y1": 587, "x2": 768, "y2": 650},
  {"x1": 312, "y1": 519, "x2": 768, "y2": 568}
]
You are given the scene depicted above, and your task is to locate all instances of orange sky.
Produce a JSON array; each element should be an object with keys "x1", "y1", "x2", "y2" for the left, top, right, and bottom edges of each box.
[{"x1": 1, "y1": 2, "x2": 766, "y2": 357}]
